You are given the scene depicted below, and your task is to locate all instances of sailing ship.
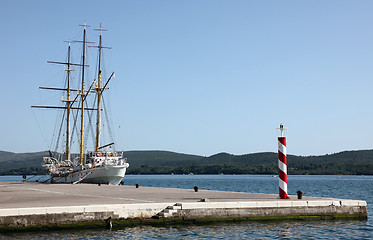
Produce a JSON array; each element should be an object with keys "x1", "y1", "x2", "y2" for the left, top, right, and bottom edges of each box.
[{"x1": 32, "y1": 23, "x2": 129, "y2": 185}]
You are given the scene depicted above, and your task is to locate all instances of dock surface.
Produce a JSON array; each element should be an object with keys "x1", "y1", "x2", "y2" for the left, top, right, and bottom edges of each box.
[
  {"x1": 0, "y1": 182, "x2": 367, "y2": 229},
  {"x1": 0, "y1": 181, "x2": 329, "y2": 207}
]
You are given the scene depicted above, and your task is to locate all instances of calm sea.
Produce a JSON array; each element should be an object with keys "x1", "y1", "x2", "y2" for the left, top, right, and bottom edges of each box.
[{"x1": 0, "y1": 175, "x2": 372, "y2": 239}]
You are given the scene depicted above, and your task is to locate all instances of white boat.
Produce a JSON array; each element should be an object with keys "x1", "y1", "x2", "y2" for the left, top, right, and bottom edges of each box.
[
  {"x1": 33, "y1": 23, "x2": 129, "y2": 185},
  {"x1": 41, "y1": 151, "x2": 129, "y2": 185}
]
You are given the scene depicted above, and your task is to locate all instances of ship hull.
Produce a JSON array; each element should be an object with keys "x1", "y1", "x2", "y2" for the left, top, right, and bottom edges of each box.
[
  {"x1": 83, "y1": 165, "x2": 127, "y2": 185},
  {"x1": 51, "y1": 165, "x2": 127, "y2": 185}
]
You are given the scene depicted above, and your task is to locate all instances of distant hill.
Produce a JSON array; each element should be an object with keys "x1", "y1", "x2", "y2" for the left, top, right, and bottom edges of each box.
[
  {"x1": 0, "y1": 151, "x2": 49, "y2": 175},
  {"x1": 0, "y1": 149, "x2": 373, "y2": 175},
  {"x1": 0, "y1": 151, "x2": 15, "y2": 157},
  {"x1": 123, "y1": 150, "x2": 202, "y2": 168}
]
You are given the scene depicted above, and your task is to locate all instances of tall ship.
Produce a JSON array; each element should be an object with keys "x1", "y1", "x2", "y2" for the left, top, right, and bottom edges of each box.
[{"x1": 32, "y1": 23, "x2": 129, "y2": 185}]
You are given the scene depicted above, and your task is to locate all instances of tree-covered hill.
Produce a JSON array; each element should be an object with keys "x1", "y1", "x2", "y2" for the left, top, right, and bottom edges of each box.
[
  {"x1": 0, "y1": 151, "x2": 15, "y2": 157},
  {"x1": 0, "y1": 149, "x2": 373, "y2": 175},
  {"x1": 0, "y1": 151, "x2": 49, "y2": 175},
  {"x1": 122, "y1": 150, "x2": 202, "y2": 168}
]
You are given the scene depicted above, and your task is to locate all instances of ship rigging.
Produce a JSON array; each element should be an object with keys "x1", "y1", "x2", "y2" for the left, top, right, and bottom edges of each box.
[{"x1": 32, "y1": 23, "x2": 129, "y2": 185}]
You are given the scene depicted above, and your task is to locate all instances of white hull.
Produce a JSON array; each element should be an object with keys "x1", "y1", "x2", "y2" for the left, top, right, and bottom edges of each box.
[{"x1": 51, "y1": 165, "x2": 127, "y2": 185}]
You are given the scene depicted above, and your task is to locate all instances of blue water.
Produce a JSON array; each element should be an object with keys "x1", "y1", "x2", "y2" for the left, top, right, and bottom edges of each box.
[{"x1": 0, "y1": 175, "x2": 372, "y2": 239}]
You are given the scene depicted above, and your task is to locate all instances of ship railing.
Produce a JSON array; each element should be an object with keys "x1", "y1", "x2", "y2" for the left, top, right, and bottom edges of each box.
[
  {"x1": 102, "y1": 157, "x2": 127, "y2": 166},
  {"x1": 88, "y1": 151, "x2": 124, "y2": 158},
  {"x1": 42, "y1": 157, "x2": 59, "y2": 166}
]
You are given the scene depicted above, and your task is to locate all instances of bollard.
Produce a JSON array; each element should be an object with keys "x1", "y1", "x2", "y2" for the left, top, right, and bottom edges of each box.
[
  {"x1": 136, "y1": 184, "x2": 139, "y2": 188},
  {"x1": 297, "y1": 190, "x2": 303, "y2": 199},
  {"x1": 194, "y1": 186, "x2": 198, "y2": 192},
  {"x1": 98, "y1": 182, "x2": 101, "y2": 186},
  {"x1": 105, "y1": 217, "x2": 112, "y2": 230}
]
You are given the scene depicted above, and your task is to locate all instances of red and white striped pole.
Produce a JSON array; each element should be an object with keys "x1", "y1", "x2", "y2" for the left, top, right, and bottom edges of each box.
[{"x1": 278, "y1": 124, "x2": 290, "y2": 199}]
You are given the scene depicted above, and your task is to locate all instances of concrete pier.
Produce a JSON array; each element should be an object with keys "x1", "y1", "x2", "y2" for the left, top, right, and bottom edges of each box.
[{"x1": 0, "y1": 182, "x2": 367, "y2": 230}]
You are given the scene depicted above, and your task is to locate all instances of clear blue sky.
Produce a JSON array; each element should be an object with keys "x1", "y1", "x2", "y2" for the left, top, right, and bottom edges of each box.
[{"x1": 1, "y1": 0, "x2": 373, "y2": 157}]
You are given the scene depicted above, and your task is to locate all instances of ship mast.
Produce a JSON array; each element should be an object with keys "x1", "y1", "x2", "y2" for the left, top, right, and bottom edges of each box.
[
  {"x1": 80, "y1": 23, "x2": 87, "y2": 164},
  {"x1": 32, "y1": 41, "x2": 86, "y2": 161},
  {"x1": 65, "y1": 42, "x2": 72, "y2": 161},
  {"x1": 95, "y1": 25, "x2": 103, "y2": 152},
  {"x1": 71, "y1": 22, "x2": 95, "y2": 164},
  {"x1": 93, "y1": 24, "x2": 111, "y2": 152},
  {"x1": 73, "y1": 22, "x2": 98, "y2": 164}
]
